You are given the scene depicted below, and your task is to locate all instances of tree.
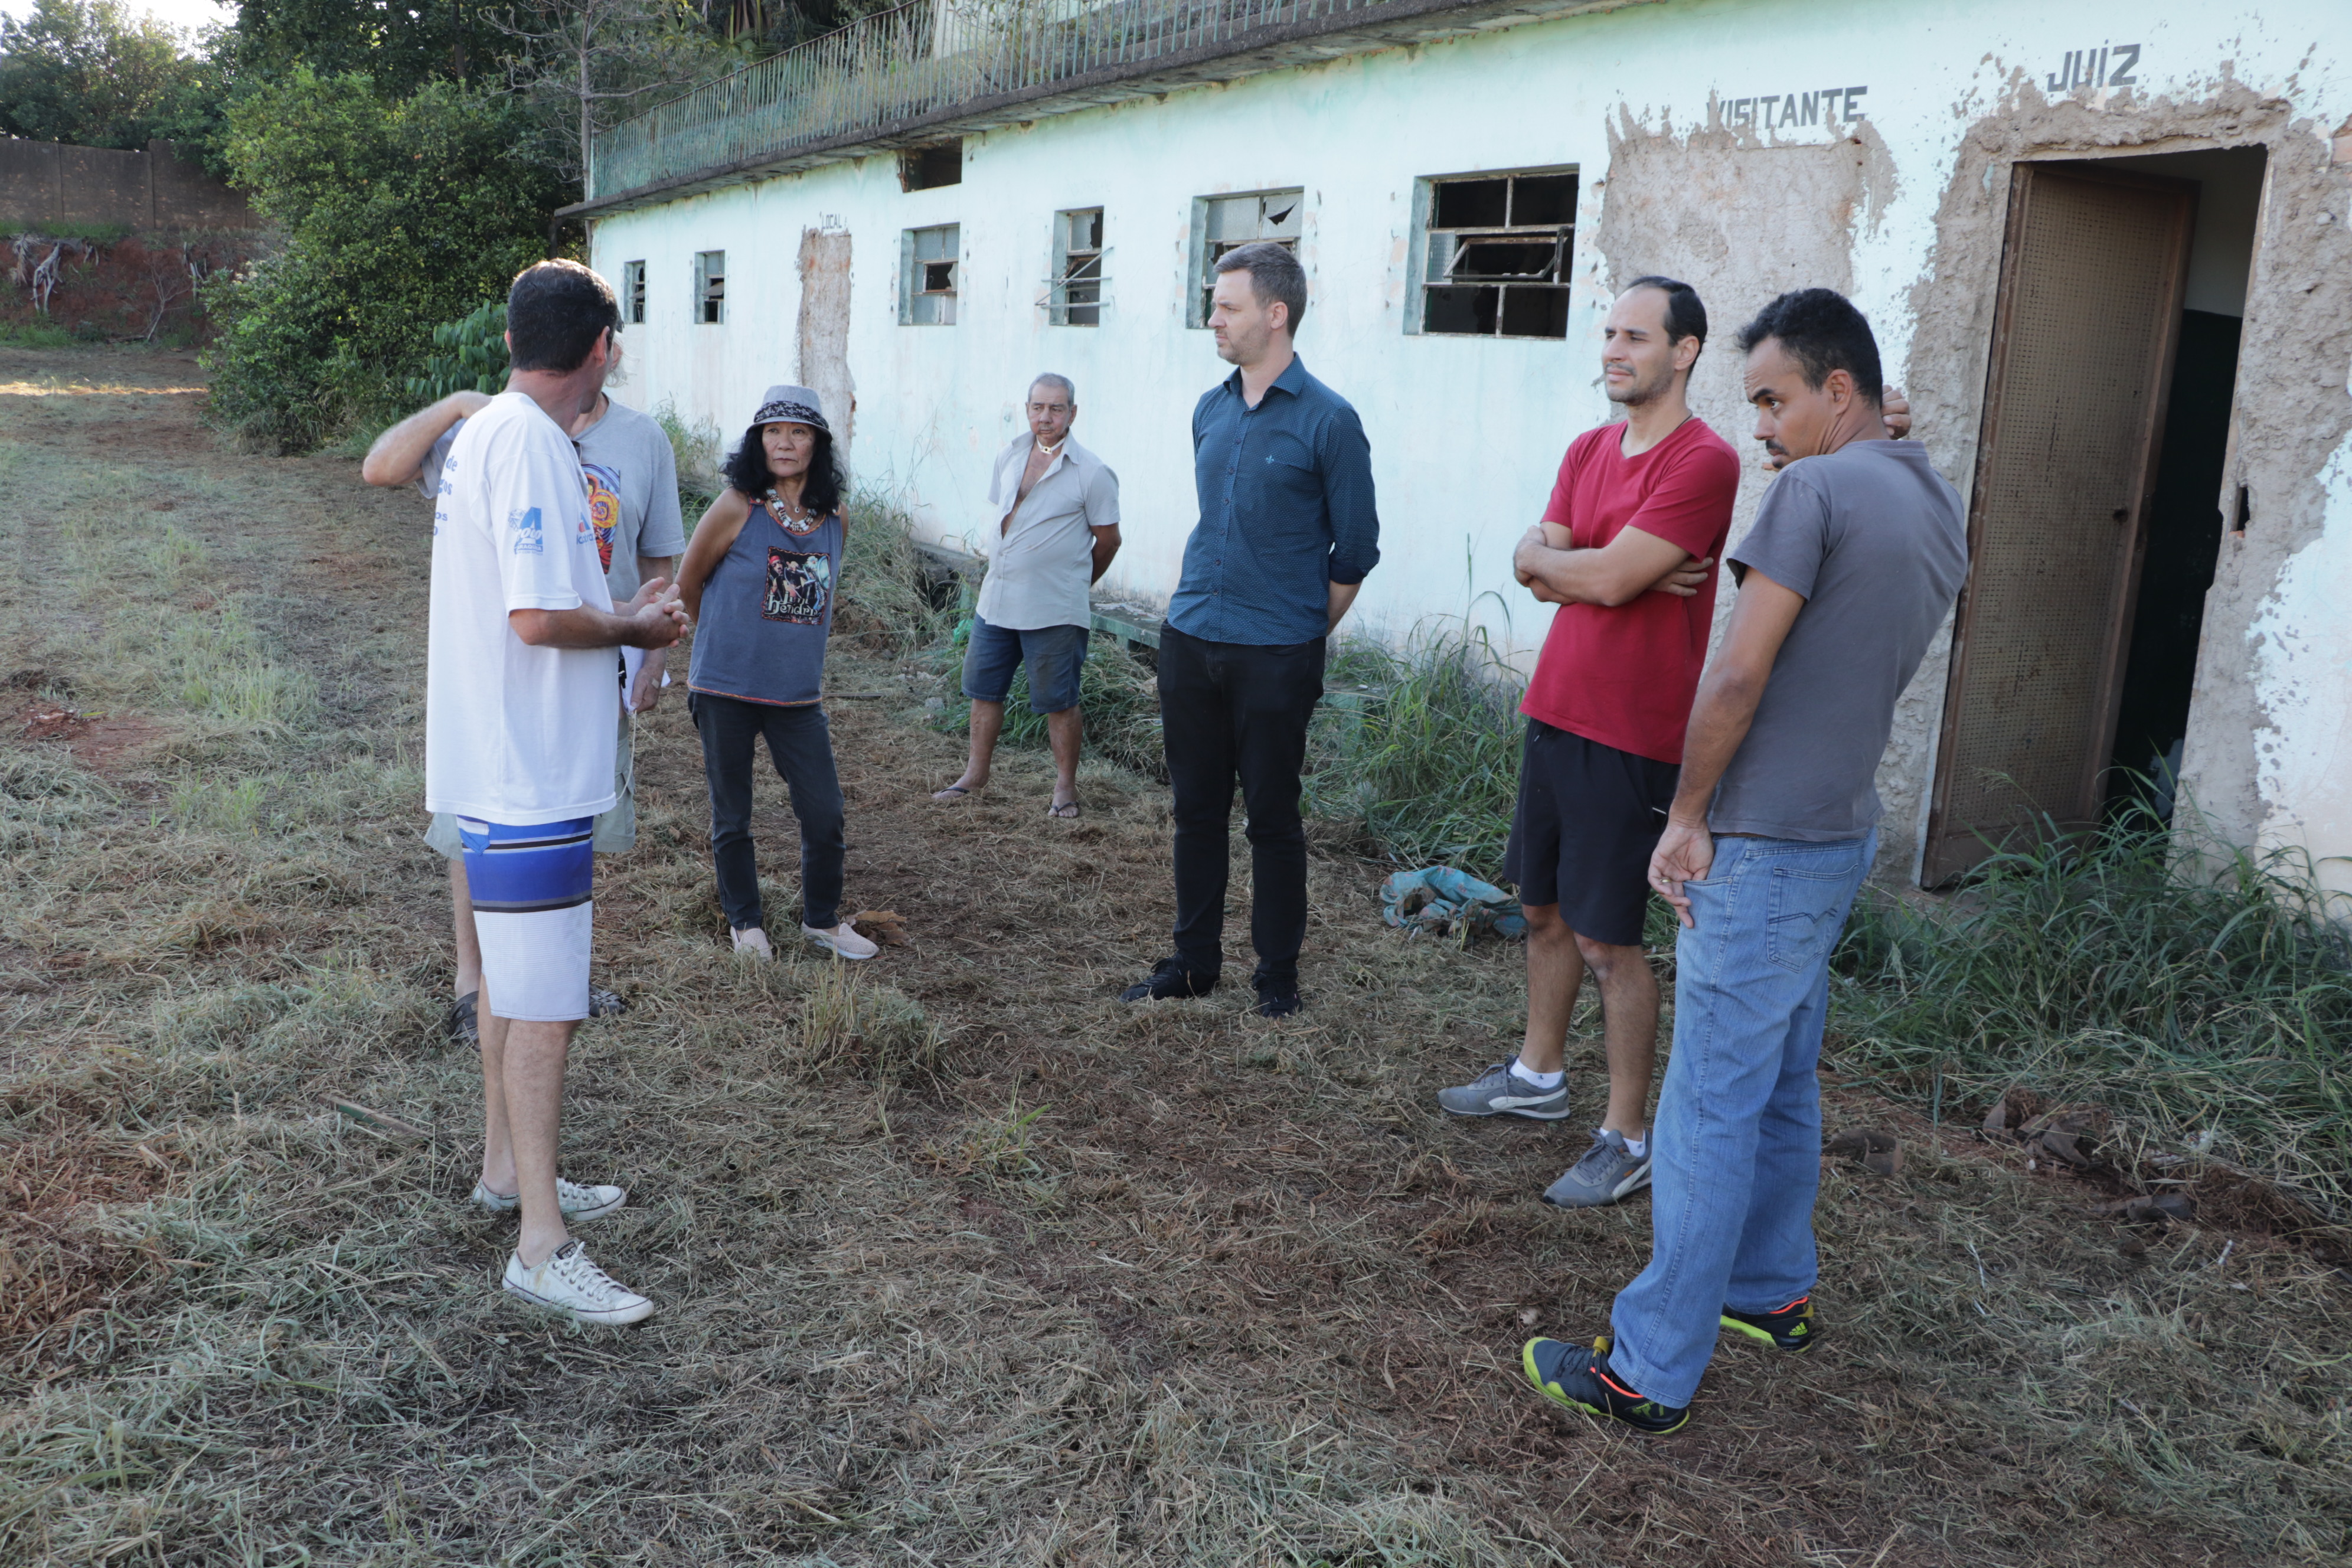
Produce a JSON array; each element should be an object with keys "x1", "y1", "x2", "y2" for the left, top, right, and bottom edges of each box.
[
  {"x1": 0, "y1": 0, "x2": 216, "y2": 149},
  {"x1": 227, "y1": 0, "x2": 507, "y2": 97},
  {"x1": 203, "y1": 69, "x2": 570, "y2": 451},
  {"x1": 496, "y1": 0, "x2": 744, "y2": 195}
]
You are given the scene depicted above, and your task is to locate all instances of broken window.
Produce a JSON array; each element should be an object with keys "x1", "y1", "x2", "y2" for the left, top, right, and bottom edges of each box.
[
  {"x1": 901, "y1": 224, "x2": 959, "y2": 325},
  {"x1": 623, "y1": 260, "x2": 646, "y2": 325},
  {"x1": 1192, "y1": 188, "x2": 1302, "y2": 326},
  {"x1": 1047, "y1": 207, "x2": 1103, "y2": 326},
  {"x1": 900, "y1": 140, "x2": 963, "y2": 191},
  {"x1": 694, "y1": 250, "x2": 725, "y2": 325},
  {"x1": 1417, "y1": 168, "x2": 1576, "y2": 339}
]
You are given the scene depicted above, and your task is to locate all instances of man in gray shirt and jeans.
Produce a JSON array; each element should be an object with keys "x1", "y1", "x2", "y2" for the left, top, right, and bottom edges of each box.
[
  {"x1": 363, "y1": 341, "x2": 686, "y2": 1040},
  {"x1": 1519, "y1": 289, "x2": 1967, "y2": 1435}
]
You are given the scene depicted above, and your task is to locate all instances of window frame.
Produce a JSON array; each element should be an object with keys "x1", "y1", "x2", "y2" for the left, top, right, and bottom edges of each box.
[
  {"x1": 692, "y1": 250, "x2": 726, "y2": 326},
  {"x1": 622, "y1": 260, "x2": 646, "y2": 325},
  {"x1": 1187, "y1": 187, "x2": 1304, "y2": 329},
  {"x1": 1406, "y1": 166, "x2": 1579, "y2": 341},
  {"x1": 1046, "y1": 206, "x2": 1104, "y2": 327},
  {"x1": 900, "y1": 223, "x2": 961, "y2": 326},
  {"x1": 899, "y1": 140, "x2": 964, "y2": 191}
]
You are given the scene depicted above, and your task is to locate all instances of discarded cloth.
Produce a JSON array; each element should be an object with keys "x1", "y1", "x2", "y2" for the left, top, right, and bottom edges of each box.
[{"x1": 1378, "y1": 866, "x2": 1528, "y2": 941}]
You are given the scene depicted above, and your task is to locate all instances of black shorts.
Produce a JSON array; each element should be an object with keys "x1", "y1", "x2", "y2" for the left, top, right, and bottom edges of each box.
[{"x1": 1502, "y1": 720, "x2": 1679, "y2": 946}]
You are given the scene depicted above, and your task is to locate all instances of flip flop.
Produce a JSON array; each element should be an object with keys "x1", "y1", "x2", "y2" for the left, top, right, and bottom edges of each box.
[
  {"x1": 1047, "y1": 799, "x2": 1082, "y2": 819},
  {"x1": 932, "y1": 783, "x2": 982, "y2": 801}
]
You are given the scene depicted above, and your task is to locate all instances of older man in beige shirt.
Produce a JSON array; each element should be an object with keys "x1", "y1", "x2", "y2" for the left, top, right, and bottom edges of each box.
[{"x1": 933, "y1": 373, "x2": 1122, "y2": 816}]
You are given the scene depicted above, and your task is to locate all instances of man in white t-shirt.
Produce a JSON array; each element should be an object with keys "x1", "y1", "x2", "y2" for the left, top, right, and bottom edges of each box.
[
  {"x1": 427, "y1": 260, "x2": 688, "y2": 1326},
  {"x1": 366, "y1": 334, "x2": 686, "y2": 1044}
]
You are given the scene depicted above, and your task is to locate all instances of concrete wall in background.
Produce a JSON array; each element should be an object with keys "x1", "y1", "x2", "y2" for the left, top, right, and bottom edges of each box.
[{"x1": 0, "y1": 139, "x2": 254, "y2": 231}]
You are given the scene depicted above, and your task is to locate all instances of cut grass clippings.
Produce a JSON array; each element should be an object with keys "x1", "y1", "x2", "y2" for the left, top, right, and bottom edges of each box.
[{"x1": 2, "y1": 345, "x2": 2349, "y2": 1567}]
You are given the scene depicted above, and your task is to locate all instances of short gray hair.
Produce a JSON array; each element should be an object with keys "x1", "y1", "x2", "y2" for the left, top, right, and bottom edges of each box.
[
  {"x1": 1213, "y1": 241, "x2": 1307, "y2": 332},
  {"x1": 1028, "y1": 373, "x2": 1076, "y2": 404}
]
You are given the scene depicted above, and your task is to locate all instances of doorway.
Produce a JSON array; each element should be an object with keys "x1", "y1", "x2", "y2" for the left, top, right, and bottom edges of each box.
[{"x1": 1920, "y1": 146, "x2": 2265, "y2": 884}]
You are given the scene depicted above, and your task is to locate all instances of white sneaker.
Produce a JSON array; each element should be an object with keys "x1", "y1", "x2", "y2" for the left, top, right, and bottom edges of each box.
[
  {"x1": 732, "y1": 926, "x2": 774, "y2": 960},
  {"x1": 501, "y1": 1240, "x2": 655, "y2": 1325},
  {"x1": 471, "y1": 1177, "x2": 628, "y2": 1223},
  {"x1": 803, "y1": 921, "x2": 879, "y2": 961}
]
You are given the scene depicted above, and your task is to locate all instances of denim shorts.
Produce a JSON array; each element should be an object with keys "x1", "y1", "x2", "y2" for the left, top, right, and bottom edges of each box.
[{"x1": 961, "y1": 615, "x2": 1088, "y2": 713}]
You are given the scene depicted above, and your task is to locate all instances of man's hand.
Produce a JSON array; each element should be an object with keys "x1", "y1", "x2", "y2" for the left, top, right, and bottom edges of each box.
[
  {"x1": 629, "y1": 645, "x2": 668, "y2": 711},
  {"x1": 1654, "y1": 556, "x2": 1713, "y2": 597},
  {"x1": 623, "y1": 577, "x2": 690, "y2": 650},
  {"x1": 1648, "y1": 817, "x2": 1715, "y2": 928},
  {"x1": 1881, "y1": 387, "x2": 1911, "y2": 440},
  {"x1": 1325, "y1": 579, "x2": 1363, "y2": 632},
  {"x1": 1513, "y1": 525, "x2": 1550, "y2": 588}
]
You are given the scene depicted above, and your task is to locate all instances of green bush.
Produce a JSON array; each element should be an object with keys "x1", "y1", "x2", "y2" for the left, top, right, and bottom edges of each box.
[
  {"x1": 655, "y1": 398, "x2": 723, "y2": 521},
  {"x1": 202, "y1": 70, "x2": 569, "y2": 452},
  {"x1": 406, "y1": 299, "x2": 509, "y2": 403}
]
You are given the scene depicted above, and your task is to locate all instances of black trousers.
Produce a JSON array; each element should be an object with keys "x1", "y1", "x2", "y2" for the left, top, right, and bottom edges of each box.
[
  {"x1": 690, "y1": 691, "x2": 847, "y2": 933},
  {"x1": 1158, "y1": 625, "x2": 1327, "y2": 986}
]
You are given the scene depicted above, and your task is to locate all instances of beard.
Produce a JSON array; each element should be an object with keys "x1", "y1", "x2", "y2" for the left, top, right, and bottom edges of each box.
[{"x1": 1606, "y1": 362, "x2": 1677, "y2": 407}]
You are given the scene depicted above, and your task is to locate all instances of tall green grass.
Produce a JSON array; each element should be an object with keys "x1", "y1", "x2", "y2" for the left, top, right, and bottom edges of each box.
[
  {"x1": 838, "y1": 488, "x2": 961, "y2": 654},
  {"x1": 1306, "y1": 625, "x2": 1525, "y2": 880},
  {"x1": 654, "y1": 397, "x2": 722, "y2": 521},
  {"x1": 1835, "y1": 811, "x2": 2352, "y2": 1214}
]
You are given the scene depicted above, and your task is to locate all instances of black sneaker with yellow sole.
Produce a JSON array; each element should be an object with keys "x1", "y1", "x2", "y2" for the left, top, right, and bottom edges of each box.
[
  {"x1": 1520, "y1": 1335, "x2": 1690, "y2": 1436},
  {"x1": 1720, "y1": 1295, "x2": 1818, "y2": 1353}
]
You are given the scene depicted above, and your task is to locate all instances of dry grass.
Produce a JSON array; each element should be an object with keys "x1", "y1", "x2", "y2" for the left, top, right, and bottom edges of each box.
[{"x1": 1, "y1": 345, "x2": 2348, "y2": 1566}]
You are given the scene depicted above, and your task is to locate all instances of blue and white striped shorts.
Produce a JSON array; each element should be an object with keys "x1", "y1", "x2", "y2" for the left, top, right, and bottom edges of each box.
[{"x1": 458, "y1": 816, "x2": 594, "y2": 1022}]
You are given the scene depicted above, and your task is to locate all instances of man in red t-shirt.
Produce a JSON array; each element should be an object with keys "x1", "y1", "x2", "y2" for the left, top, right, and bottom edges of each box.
[{"x1": 1438, "y1": 277, "x2": 1739, "y2": 1210}]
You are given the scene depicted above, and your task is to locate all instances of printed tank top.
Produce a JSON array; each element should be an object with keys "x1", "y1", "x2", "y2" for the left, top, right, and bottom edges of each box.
[{"x1": 687, "y1": 499, "x2": 844, "y2": 707}]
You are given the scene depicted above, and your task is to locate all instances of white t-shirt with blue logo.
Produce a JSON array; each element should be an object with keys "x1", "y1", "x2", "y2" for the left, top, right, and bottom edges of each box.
[{"x1": 426, "y1": 390, "x2": 619, "y2": 826}]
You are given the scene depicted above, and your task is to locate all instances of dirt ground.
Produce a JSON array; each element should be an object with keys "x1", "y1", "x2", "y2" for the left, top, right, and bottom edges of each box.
[{"x1": 3, "y1": 348, "x2": 2347, "y2": 1567}]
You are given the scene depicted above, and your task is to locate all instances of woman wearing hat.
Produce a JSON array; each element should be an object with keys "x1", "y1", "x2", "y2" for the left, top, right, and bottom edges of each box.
[{"x1": 676, "y1": 386, "x2": 877, "y2": 962}]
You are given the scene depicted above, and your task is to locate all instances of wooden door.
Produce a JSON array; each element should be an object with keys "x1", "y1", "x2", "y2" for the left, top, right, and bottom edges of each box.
[{"x1": 1921, "y1": 162, "x2": 2196, "y2": 884}]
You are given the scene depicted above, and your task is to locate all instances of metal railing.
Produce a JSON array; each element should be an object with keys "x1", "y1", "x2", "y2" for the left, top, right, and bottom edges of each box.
[{"x1": 589, "y1": 0, "x2": 1409, "y2": 202}]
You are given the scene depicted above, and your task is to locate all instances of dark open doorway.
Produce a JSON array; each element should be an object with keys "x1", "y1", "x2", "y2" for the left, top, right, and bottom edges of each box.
[
  {"x1": 2102, "y1": 148, "x2": 2265, "y2": 822},
  {"x1": 1922, "y1": 145, "x2": 2265, "y2": 884}
]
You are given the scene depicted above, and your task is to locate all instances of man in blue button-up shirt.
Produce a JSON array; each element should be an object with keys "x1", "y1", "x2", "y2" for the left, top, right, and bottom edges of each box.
[{"x1": 1119, "y1": 241, "x2": 1380, "y2": 1018}]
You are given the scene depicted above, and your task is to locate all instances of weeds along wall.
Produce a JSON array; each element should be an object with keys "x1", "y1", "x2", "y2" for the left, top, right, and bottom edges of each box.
[
  {"x1": 3, "y1": 232, "x2": 255, "y2": 347},
  {"x1": 586, "y1": 0, "x2": 2352, "y2": 893}
]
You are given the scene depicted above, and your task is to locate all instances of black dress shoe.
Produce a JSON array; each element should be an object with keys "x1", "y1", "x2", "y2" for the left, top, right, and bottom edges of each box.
[
  {"x1": 1253, "y1": 977, "x2": 1302, "y2": 1018},
  {"x1": 1119, "y1": 956, "x2": 1218, "y2": 1002}
]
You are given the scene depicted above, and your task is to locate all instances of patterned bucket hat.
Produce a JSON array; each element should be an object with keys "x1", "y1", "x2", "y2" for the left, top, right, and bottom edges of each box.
[{"x1": 751, "y1": 384, "x2": 828, "y2": 432}]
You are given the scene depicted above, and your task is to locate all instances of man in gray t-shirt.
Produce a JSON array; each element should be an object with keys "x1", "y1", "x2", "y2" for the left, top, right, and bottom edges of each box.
[
  {"x1": 362, "y1": 354, "x2": 687, "y2": 1040},
  {"x1": 1519, "y1": 289, "x2": 1966, "y2": 1438}
]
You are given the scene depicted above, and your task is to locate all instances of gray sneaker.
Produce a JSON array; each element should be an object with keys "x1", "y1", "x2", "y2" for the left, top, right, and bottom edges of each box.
[
  {"x1": 1543, "y1": 1129, "x2": 1653, "y2": 1208},
  {"x1": 1436, "y1": 1061, "x2": 1572, "y2": 1121}
]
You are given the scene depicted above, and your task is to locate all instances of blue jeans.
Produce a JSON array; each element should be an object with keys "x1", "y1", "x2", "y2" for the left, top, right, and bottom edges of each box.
[{"x1": 1608, "y1": 829, "x2": 1876, "y2": 1408}]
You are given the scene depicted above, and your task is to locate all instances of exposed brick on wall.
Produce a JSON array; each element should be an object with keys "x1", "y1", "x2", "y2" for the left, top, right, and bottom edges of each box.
[{"x1": 0, "y1": 139, "x2": 253, "y2": 231}]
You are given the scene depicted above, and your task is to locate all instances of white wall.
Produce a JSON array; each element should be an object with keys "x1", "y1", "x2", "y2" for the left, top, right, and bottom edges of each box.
[{"x1": 590, "y1": 0, "x2": 2352, "y2": 894}]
